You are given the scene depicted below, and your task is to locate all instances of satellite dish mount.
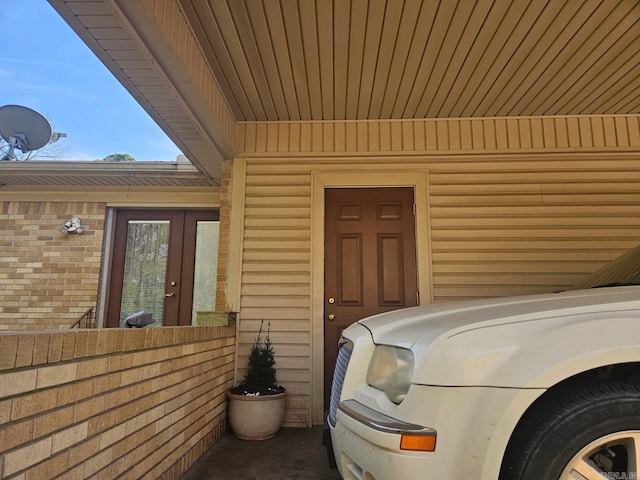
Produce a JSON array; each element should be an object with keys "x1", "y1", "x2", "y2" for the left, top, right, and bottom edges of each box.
[{"x1": 0, "y1": 104, "x2": 58, "y2": 161}]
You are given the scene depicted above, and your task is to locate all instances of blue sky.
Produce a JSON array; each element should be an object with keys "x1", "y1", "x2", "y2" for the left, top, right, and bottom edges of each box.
[{"x1": 0, "y1": 1, "x2": 182, "y2": 162}]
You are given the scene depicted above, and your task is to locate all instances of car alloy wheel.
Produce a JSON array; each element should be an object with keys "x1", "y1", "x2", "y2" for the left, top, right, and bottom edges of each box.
[
  {"x1": 500, "y1": 382, "x2": 640, "y2": 480},
  {"x1": 561, "y1": 431, "x2": 640, "y2": 479}
]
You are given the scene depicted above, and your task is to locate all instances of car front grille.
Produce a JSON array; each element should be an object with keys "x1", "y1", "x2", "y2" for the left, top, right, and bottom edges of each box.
[{"x1": 328, "y1": 338, "x2": 353, "y2": 426}]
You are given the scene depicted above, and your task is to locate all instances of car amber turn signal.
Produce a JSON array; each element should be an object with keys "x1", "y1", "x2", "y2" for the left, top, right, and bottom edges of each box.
[{"x1": 400, "y1": 432, "x2": 437, "y2": 452}]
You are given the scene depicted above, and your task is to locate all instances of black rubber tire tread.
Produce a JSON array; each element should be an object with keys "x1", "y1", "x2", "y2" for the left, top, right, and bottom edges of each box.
[{"x1": 500, "y1": 381, "x2": 640, "y2": 480}]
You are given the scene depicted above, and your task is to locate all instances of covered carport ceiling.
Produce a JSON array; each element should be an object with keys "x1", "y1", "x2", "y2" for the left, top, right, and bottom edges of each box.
[
  {"x1": 49, "y1": 0, "x2": 640, "y2": 180},
  {"x1": 181, "y1": 0, "x2": 640, "y2": 120}
]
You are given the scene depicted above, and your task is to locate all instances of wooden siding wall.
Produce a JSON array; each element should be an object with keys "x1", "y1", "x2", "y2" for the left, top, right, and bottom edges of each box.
[
  {"x1": 236, "y1": 165, "x2": 313, "y2": 426},
  {"x1": 238, "y1": 116, "x2": 640, "y2": 153},
  {"x1": 234, "y1": 115, "x2": 640, "y2": 426}
]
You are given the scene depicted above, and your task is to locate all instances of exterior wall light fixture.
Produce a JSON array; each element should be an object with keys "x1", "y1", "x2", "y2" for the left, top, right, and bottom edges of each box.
[{"x1": 61, "y1": 217, "x2": 83, "y2": 234}]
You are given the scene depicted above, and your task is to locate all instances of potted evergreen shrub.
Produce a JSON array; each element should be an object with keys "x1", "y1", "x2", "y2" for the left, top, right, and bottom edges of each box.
[{"x1": 227, "y1": 320, "x2": 287, "y2": 440}]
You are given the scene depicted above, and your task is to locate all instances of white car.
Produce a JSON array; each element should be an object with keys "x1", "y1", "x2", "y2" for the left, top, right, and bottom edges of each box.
[{"x1": 326, "y1": 247, "x2": 640, "y2": 480}]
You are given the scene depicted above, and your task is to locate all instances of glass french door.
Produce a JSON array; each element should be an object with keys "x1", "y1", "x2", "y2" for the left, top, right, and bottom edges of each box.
[{"x1": 106, "y1": 209, "x2": 219, "y2": 327}]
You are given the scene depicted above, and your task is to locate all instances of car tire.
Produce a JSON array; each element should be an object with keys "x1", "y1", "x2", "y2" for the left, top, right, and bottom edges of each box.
[{"x1": 500, "y1": 382, "x2": 640, "y2": 480}]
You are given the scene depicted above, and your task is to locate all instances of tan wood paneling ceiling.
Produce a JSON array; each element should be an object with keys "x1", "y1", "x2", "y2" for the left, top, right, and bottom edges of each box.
[{"x1": 180, "y1": 0, "x2": 640, "y2": 121}]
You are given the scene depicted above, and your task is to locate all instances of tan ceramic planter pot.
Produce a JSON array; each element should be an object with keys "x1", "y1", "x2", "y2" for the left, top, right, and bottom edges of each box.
[{"x1": 227, "y1": 390, "x2": 287, "y2": 440}]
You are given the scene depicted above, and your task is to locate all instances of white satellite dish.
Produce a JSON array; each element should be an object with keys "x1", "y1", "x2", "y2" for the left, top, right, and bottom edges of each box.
[{"x1": 0, "y1": 104, "x2": 53, "y2": 161}]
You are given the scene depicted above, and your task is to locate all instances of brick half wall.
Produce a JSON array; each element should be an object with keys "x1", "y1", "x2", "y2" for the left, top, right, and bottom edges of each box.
[{"x1": 0, "y1": 325, "x2": 235, "y2": 479}]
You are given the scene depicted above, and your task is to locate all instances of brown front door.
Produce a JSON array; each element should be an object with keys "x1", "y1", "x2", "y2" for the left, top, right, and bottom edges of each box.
[
  {"x1": 324, "y1": 187, "x2": 418, "y2": 407},
  {"x1": 106, "y1": 209, "x2": 219, "y2": 328}
]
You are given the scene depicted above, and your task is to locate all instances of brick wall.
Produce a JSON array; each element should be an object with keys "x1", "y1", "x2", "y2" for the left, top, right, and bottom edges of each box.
[
  {"x1": 0, "y1": 202, "x2": 106, "y2": 331},
  {"x1": 214, "y1": 160, "x2": 232, "y2": 312},
  {"x1": 0, "y1": 325, "x2": 235, "y2": 479}
]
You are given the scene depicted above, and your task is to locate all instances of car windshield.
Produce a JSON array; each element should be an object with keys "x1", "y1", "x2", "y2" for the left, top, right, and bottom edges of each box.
[{"x1": 574, "y1": 244, "x2": 640, "y2": 290}]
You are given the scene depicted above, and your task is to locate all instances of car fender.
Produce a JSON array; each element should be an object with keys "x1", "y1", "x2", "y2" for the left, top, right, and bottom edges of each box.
[
  {"x1": 479, "y1": 387, "x2": 547, "y2": 480},
  {"x1": 412, "y1": 311, "x2": 640, "y2": 388},
  {"x1": 478, "y1": 341, "x2": 640, "y2": 478},
  {"x1": 478, "y1": 345, "x2": 640, "y2": 479}
]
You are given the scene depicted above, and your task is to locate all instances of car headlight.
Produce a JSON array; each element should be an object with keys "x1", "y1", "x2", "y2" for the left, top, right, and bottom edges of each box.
[{"x1": 366, "y1": 345, "x2": 414, "y2": 404}]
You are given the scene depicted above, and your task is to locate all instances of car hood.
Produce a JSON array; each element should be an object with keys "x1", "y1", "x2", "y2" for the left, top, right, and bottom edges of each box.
[{"x1": 358, "y1": 286, "x2": 640, "y2": 349}]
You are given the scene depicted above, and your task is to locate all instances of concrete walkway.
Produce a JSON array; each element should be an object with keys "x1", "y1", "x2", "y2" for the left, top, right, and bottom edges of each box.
[{"x1": 181, "y1": 426, "x2": 341, "y2": 480}]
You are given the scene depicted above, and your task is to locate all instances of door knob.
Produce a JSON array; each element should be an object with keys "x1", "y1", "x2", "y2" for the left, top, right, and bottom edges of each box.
[
  {"x1": 328, "y1": 314, "x2": 335, "y2": 321},
  {"x1": 164, "y1": 292, "x2": 176, "y2": 297},
  {"x1": 328, "y1": 297, "x2": 335, "y2": 304}
]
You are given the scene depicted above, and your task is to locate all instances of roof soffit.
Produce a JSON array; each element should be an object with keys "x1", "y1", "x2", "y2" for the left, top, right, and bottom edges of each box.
[
  {"x1": 47, "y1": 0, "x2": 237, "y2": 183},
  {"x1": 180, "y1": 0, "x2": 640, "y2": 121}
]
